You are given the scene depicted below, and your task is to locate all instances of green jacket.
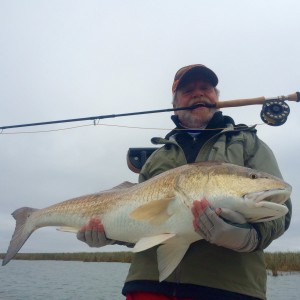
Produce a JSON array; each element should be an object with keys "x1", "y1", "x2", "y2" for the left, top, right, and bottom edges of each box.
[{"x1": 123, "y1": 118, "x2": 292, "y2": 300}]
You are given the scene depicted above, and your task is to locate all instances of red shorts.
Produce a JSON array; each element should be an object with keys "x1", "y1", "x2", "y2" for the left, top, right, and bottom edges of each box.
[{"x1": 126, "y1": 292, "x2": 193, "y2": 300}]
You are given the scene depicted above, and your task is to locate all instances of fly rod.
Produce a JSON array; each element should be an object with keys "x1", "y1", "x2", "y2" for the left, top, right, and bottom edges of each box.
[{"x1": 1, "y1": 92, "x2": 299, "y2": 130}]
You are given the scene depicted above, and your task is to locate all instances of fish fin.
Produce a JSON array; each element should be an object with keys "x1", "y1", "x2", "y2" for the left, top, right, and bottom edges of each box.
[
  {"x1": 130, "y1": 196, "x2": 174, "y2": 225},
  {"x1": 112, "y1": 181, "x2": 137, "y2": 189},
  {"x1": 56, "y1": 226, "x2": 79, "y2": 233},
  {"x1": 2, "y1": 207, "x2": 38, "y2": 266},
  {"x1": 133, "y1": 233, "x2": 176, "y2": 252},
  {"x1": 108, "y1": 181, "x2": 137, "y2": 191},
  {"x1": 157, "y1": 237, "x2": 190, "y2": 282}
]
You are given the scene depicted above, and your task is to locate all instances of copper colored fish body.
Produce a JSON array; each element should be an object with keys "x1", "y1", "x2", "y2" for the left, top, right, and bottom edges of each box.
[{"x1": 2, "y1": 162, "x2": 292, "y2": 281}]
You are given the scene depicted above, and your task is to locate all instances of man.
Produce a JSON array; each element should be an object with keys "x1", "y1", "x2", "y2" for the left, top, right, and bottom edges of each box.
[{"x1": 78, "y1": 65, "x2": 292, "y2": 300}]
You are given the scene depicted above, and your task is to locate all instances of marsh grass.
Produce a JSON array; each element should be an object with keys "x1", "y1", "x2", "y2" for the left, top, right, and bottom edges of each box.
[
  {"x1": 0, "y1": 252, "x2": 133, "y2": 263},
  {"x1": 264, "y1": 252, "x2": 300, "y2": 275},
  {"x1": 1, "y1": 252, "x2": 299, "y2": 275}
]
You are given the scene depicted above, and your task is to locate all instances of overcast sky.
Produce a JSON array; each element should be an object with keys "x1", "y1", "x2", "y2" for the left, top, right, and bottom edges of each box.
[{"x1": 0, "y1": 0, "x2": 299, "y2": 257}]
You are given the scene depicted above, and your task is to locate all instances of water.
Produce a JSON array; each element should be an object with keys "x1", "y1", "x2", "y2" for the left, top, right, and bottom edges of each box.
[
  {"x1": 0, "y1": 261, "x2": 127, "y2": 300},
  {"x1": 0, "y1": 261, "x2": 299, "y2": 300}
]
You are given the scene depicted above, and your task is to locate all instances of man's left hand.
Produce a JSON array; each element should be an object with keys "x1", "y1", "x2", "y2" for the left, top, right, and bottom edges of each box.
[{"x1": 192, "y1": 198, "x2": 259, "y2": 252}]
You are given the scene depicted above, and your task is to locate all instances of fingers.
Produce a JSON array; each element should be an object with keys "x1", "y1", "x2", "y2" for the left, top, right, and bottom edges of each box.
[
  {"x1": 192, "y1": 198, "x2": 210, "y2": 216},
  {"x1": 191, "y1": 198, "x2": 224, "y2": 239},
  {"x1": 79, "y1": 218, "x2": 104, "y2": 232},
  {"x1": 191, "y1": 198, "x2": 211, "y2": 231},
  {"x1": 196, "y1": 205, "x2": 220, "y2": 237},
  {"x1": 76, "y1": 230, "x2": 85, "y2": 242},
  {"x1": 77, "y1": 218, "x2": 108, "y2": 247}
]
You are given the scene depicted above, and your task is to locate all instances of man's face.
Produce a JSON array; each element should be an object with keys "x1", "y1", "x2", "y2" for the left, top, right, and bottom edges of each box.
[{"x1": 173, "y1": 79, "x2": 219, "y2": 128}]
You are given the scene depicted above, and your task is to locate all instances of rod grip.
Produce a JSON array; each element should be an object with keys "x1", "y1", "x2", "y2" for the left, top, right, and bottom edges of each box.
[{"x1": 216, "y1": 97, "x2": 266, "y2": 109}]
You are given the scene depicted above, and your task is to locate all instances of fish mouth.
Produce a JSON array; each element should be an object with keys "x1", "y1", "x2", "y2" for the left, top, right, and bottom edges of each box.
[
  {"x1": 244, "y1": 188, "x2": 291, "y2": 205},
  {"x1": 243, "y1": 188, "x2": 291, "y2": 222}
]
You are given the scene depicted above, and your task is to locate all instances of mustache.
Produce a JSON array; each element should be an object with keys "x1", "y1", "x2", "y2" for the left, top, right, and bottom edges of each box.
[
  {"x1": 190, "y1": 97, "x2": 211, "y2": 106},
  {"x1": 173, "y1": 97, "x2": 218, "y2": 111},
  {"x1": 186, "y1": 97, "x2": 217, "y2": 109}
]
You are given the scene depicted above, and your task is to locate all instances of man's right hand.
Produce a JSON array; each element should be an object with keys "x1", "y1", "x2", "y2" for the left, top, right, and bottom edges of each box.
[{"x1": 77, "y1": 218, "x2": 115, "y2": 247}]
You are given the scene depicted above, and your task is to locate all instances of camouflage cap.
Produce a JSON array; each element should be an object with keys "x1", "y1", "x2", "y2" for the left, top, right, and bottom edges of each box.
[{"x1": 172, "y1": 64, "x2": 218, "y2": 94}]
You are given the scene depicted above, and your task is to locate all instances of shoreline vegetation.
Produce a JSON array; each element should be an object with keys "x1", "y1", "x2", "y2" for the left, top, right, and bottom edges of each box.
[{"x1": 1, "y1": 251, "x2": 299, "y2": 276}]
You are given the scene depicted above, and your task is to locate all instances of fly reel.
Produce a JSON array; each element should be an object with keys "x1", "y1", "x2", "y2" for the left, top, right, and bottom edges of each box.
[
  {"x1": 260, "y1": 100, "x2": 290, "y2": 126},
  {"x1": 215, "y1": 92, "x2": 299, "y2": 126}
]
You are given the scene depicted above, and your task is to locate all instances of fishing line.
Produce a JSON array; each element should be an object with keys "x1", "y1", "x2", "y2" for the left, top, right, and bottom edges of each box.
[
  {"x1": 0, "y1": 124, "x2": 93, "y2": 134},
  {"x1": 0, "y1": 121, "x2": 266, "y2": 135}
]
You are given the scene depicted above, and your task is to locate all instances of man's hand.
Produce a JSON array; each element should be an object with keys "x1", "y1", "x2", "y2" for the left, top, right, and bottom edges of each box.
[
  {"x1": 191, "y1": 198, "x2": 259, "y2": 252},
  {"x1": 77, "y1": 218, "x2": 134, "y2": 248},
  {"x1": 77, "y1": 218, "x2": 115, "y2": 247}
]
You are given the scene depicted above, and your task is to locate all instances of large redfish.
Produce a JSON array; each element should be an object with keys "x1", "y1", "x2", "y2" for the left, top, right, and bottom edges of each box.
[{"x1": 2, "y1": 162, "x2": 291, "y2": 281}]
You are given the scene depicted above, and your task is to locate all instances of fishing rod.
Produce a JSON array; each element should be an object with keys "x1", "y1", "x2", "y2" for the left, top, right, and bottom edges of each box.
[{"x1": 1, "y1": 92, "x2": 299, "y2": 131}]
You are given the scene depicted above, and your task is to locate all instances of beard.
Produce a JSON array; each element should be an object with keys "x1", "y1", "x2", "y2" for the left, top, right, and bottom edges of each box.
[
  {"x1": 176, "y1": 108, "x2": 217, "y2": 128},
  {"x1": 173, "y1": 94, "x2": 219, "y2": 128}
]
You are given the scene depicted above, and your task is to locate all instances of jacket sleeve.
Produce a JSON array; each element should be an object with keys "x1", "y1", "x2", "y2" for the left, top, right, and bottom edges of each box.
[
  {"x1": 245, "y1": 133, "x2": 292, "y2": 250},
  {"x1": 138, "y1": 151, "x2": 158, "y2": 183}
]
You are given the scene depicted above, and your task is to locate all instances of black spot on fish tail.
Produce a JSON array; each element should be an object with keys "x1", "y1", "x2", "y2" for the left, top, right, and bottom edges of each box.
[{"x1": 2, "y1": 207, "x2": 39, "y2": 266}]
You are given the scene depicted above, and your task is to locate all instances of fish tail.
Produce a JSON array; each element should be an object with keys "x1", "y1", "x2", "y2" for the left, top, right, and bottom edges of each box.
[{"x1": 2, "y1": 207, "x2": 38, "y2": 266}]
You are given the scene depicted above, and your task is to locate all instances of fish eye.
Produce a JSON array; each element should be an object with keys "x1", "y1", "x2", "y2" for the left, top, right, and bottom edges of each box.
[{"x1": 250, "y1": 173, "x2": 258, "y2": 179}]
